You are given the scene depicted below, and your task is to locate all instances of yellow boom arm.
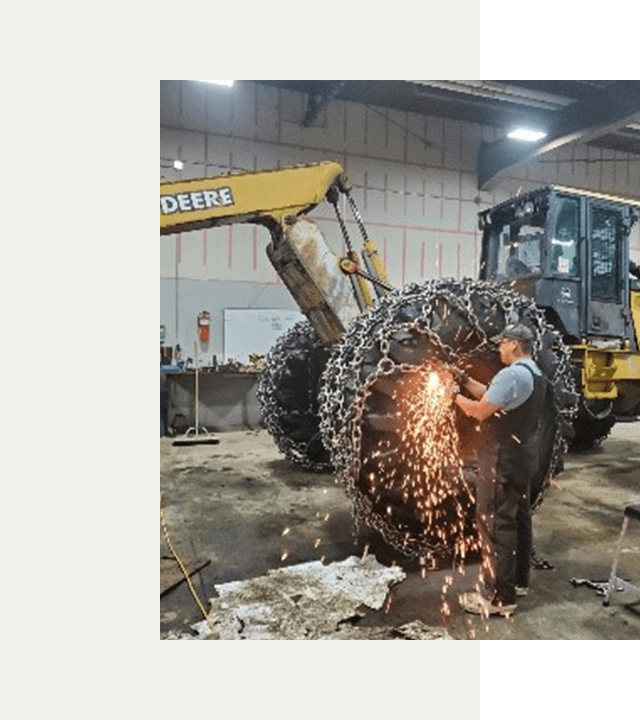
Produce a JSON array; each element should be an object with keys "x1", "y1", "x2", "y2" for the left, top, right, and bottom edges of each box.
[
  {"x1": 160, "y1": 161, "x2": 392, "y2": 343},
  {"x1": 160, "y1": 161, "x2": 345, "y2": 235}
]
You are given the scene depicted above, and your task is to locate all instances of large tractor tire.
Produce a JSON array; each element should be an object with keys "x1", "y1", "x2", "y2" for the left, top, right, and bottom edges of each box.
[
  {"x1": 319, "y1": 279, "x2": 577, "y2": 561},
  {"x1": 257, "y1": 321, "x2": 333, "y2": 472},
  {"x1": 568, "y1": 398, "x2": 616, "y2": 451}
]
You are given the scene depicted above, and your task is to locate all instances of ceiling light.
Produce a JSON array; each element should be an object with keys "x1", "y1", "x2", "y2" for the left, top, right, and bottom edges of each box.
[
  {"x1": 507, "y1": 128, "x2": 547, "y2": 142},
  {"x1": 173, "y1": 159, "x2": 184, "y2": 170},
  {"x1": 194, "y1": 80, "x2": 234, "y2": 87}
]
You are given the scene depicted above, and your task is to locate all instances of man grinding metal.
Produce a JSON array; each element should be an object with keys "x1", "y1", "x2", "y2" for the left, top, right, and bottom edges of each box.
[{"x1": 448, "y1": 323, "x2": 547, "y2": 617}]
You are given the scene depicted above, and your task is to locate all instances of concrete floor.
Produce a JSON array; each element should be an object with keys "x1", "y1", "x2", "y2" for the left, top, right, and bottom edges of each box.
[{"x1": 160, "y1": 423, "x2": 640, "y2": 640}]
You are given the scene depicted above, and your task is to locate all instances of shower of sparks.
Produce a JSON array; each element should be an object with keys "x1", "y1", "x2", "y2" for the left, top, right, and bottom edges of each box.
[
  {"x1": 464, "y1": 615, "x2": 477, "y2": 640},
  {"x1": 364, "y1": 362, "x2": 482, "y2": 565},
  {"x1": 400, "y1": 369, "x2": 466, "y2": 558}
]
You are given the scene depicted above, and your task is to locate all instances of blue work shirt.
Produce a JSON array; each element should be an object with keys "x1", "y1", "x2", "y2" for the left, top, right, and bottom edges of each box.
[{"x1": 485, "y1": 359, "x2": 542, "y2": 411}]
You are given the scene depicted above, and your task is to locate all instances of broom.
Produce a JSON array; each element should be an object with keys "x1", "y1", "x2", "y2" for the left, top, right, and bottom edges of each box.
[{"x1": 173, "y1": 342, "x2": 220, "y2": 446}]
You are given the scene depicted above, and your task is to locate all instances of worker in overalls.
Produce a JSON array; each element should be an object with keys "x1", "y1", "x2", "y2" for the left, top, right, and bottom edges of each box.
[{"x1": 451, "y1": 323, "x2": 547, "y2": 617}]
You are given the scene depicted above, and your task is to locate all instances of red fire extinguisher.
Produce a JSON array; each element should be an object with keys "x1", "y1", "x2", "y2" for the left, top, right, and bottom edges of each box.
[{"x1": 197, "y1": 311, "x2": 211, "y2": 343}]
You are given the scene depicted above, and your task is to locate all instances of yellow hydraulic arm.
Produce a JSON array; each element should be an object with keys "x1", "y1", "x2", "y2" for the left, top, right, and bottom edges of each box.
[
  {"x1": 160, "y1": 161, "x2": 345, "y2": 235},
  {"x1": 160, "y1": 161, "x2": 391, "y2": 343}
]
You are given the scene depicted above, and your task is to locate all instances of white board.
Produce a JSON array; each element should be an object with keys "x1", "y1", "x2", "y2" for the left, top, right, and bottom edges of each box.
[{"x1": 223, "y1": 308, "x2": 306, "y2": 363}]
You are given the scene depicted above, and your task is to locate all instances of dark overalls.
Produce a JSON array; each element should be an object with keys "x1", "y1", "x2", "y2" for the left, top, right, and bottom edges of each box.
[{"x1": 484, "y1": 363, "x2": 547, "y2": 605}]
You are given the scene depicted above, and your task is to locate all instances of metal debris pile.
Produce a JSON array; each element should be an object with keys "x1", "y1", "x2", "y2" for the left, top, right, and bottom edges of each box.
[{"x1": 161, "y1": 555, "x2": 455, "y2": 640}]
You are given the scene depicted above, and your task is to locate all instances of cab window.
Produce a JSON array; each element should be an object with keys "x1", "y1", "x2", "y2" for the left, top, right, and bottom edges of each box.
[
  {"x1": 496, "y1": 222, "x2": 544, "y2": 278},
  {"x1": 551, "y1": 197, "x2": 579, "y2": 277},
  {"x1": 590, "y1": 206, "x2": 622, "y2": 302}
]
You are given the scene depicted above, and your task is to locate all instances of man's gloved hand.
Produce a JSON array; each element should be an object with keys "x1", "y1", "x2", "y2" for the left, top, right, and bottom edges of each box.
[
  {"x1": 451, "y1": 366, "x2": 469, "y2": 386},
  {"x1": 440, "y1": 365, "x2": 468, "y2": 384}
]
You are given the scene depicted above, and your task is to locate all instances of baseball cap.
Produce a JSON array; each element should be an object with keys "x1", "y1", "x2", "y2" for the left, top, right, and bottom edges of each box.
[{"x1": 491, "y1": 323, "x2": 534, "y2": 344}]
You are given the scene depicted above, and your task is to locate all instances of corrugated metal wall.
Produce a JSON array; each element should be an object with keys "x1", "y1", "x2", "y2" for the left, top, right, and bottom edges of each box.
[{"x1": 160, "y1": 80, "x2": 640, "y2": 361}]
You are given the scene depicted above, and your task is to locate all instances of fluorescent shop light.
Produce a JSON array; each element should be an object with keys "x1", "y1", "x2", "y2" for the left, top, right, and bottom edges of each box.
[
  {"x1": 507, "y1": 128, "x2": 547, "y2": 142},
  {"x1": 194, "y1": 80, "x2": 234, "y2": 87}
]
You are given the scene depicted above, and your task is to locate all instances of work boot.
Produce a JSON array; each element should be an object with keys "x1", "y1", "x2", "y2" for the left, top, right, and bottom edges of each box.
[{"x1": 459, "y1": 591, "x2": 517, "y2": 617}]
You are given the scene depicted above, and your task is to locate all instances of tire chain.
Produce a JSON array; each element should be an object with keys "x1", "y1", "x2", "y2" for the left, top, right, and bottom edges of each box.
[
  {"x1": 257, "y1": 320, "x2": 334, "y2": 472},
  {"x1": 318, "y1": 278, "x2": 579, "y2": 558}
]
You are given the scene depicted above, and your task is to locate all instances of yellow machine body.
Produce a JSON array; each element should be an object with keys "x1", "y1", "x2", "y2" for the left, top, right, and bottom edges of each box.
[
  {"x1": 573, "y1": 346, "x2": 640, "y2": 399},
  {"x1": 160, "y1": 161, "x2": 344, "y2": 235}
]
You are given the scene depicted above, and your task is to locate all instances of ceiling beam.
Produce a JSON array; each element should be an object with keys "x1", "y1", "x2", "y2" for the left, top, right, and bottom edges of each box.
[
  {"x1": 302, "y1": 81, "x2": 345, "y2": 127},
  {"x1": 477, "y1": 80, "x2": 640, "y2": 191}
]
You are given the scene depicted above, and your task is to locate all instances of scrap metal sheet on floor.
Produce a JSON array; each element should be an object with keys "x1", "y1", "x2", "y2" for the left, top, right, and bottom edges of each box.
[{"x1": 165, "y1": 554, "x2": 455, "y2": 640}]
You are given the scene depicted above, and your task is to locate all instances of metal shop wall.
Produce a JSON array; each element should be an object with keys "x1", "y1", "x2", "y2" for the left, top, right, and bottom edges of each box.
[{"x1": 160, "y1": 80, "x2": 640, "y2": 361}]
